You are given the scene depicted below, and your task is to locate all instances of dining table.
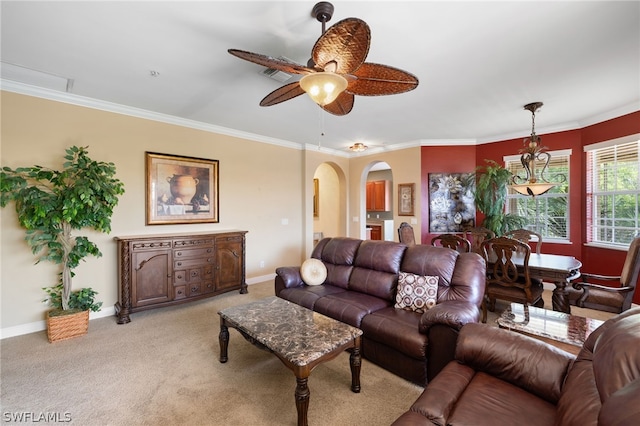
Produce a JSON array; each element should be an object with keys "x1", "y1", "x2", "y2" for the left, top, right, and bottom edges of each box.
[{"x1": 507, "y1": 253, "x2": 582, "y2": 314}]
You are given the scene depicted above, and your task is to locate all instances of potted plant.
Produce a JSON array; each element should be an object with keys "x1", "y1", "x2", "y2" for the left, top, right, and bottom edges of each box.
[
  {"x1": 0, "y1": 146, "x2": 125, "y2": 342},
  {"x1": 471, "y1": 159, "x2": 526, "y2": 236}
]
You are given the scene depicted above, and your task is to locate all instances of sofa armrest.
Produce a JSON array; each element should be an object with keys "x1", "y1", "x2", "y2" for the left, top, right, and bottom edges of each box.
[
  {"x1": 392, "y1": 361, "x2": 476, "y2": 426},
  {"x1": 455, "y1": 323, "x2": 575, "y2": 403},
  {"x1": 274, "y1": 266, "x2": 304, "y2": 296},
  {"x1": 419, "y1": 301, "x2": 480, "y2": 334}
]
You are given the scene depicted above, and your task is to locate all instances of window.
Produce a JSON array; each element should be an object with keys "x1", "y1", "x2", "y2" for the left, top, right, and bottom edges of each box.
[
  {"x1": 585, "y1": 136, "x2": 640, "y2": 247},
  {"x1": 504, "y1": 150, "x2": 571, "y2": 240}
]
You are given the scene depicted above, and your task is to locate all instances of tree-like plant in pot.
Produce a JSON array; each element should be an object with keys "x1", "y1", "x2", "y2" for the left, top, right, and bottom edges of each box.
[
  {"x1": 472, "y1": 159, "x2": 526, "y2": 236},
  {"x1": 1, "y1": 146, "x2": 125, "y2": 342}
]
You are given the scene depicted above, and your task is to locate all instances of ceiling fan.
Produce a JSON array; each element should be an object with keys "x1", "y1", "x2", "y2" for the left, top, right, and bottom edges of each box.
[{"x1": 228, "y1": 2, "x2": 419, "y2": 116}]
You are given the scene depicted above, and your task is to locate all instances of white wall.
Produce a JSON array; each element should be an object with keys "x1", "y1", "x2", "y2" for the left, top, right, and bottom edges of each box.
[{"x1": 0, "y1": 92, "x2": 306, "y2": 333}]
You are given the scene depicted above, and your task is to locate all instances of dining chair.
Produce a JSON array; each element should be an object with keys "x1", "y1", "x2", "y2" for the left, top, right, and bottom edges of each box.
[
  {"x1": 463, "y1": 226, "x2": 496, "y2": 255},
  {"x1": 481, "y1": 236, "x2": 544, "y2": 323},
  {"x1": 431, "y1": 234, "x2": 471, "y2": 253},
  {"x1": 568, "y1": 235, "x2": 640, "y2": 313},
  {"x1": 398, "y1": 222, "x2": 416, "y2": 246},
  {"x1": 503, "y1": 228, "x2": 542, "y2": 254}
]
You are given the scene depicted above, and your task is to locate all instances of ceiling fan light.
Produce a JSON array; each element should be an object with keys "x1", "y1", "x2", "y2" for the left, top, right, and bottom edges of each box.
[{"x1": 300, "y1": 72, "x2": 348, "y2": 106}]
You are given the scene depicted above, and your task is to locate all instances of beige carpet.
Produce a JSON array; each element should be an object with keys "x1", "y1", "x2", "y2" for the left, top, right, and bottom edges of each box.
[{"x1": 0, "y1": 281, "x2": 616, "y2": 426}]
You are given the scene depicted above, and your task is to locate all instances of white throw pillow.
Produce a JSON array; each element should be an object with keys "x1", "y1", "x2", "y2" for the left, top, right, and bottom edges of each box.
[
  {"x1": 395, "y1": 272, "x2": 439, "y2": 313},
  {"x1": 300, "y1": 258, "x2": 327, "y2": 286}
]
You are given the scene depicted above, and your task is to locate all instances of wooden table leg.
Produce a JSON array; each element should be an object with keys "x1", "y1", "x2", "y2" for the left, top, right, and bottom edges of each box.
[
  {"x1": 551, "y1": 281, "x2": 571, "y2": 314},
  {"x1": 219, "y1": 319, "x2": 229, "y2": 363},
  {"x1": 295, "y1": 376, "x2": 310, "y2": 426},
  {"x1": 350, "y1": 337, "x2": 362, "y2": 393}
]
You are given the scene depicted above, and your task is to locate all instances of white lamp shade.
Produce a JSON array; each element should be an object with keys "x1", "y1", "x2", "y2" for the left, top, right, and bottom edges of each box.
[
  {"x1": 299, "y1": 72, "x2": 348, "y2": 106},
  {"x1": 511, "y1": 182, "x2": 556, "y2": 197}
]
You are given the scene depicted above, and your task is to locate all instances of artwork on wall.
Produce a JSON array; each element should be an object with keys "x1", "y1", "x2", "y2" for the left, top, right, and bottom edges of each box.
[
  {"x1": 146, "y1": 152, "x2": 219, "y2": 225},
  {"x1": 313, "y1": 178, "x2": 319, "y2": 218},
  {"x1": 398, "y1": 183, "x2": 415, "y2": 216},
  {"x1": 428, "y1": 173, "x2": 475, "y2": 233}
]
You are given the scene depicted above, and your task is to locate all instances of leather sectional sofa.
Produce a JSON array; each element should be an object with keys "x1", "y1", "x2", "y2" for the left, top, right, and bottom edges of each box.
[
  {"x1": 392, "y1": 307, "x2": 640, "y2": 425},
  {"x1": 274, "y1": 237, "x2": 486, "y2": 385}
]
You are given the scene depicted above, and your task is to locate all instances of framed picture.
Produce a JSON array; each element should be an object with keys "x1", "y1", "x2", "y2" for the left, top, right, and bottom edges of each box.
[
  {"x1": 398, "y1": 183, "x2": 415, "y2": 216},
  {"x1": 313, "y1": 178, "x2": 319, "y2": 218},
  {"x1": 146, "y1": 152, "x2": 219, "y2": 225},
  {"x1": 428, "y1": 172, "x2": 475, "y2": 233}
]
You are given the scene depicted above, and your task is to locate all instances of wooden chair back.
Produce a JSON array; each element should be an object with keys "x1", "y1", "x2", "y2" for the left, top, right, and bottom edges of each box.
[
  {"x1": 431, "y1": 234, "x2": 471, "y2": 253},
  {"x1": 504, "y1": 228, "x2": 543, "y2": 255},
  {"x1": 464, "y1": 226, "x2": 496, "y2": 254},
  {"x1": 398, "y1": 222, "x2": 416, "y2": 246}
]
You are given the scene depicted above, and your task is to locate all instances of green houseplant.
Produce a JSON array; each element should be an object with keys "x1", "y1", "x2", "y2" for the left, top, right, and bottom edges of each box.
[
  {"x1": 472, "y1": 159, "x2": 526, "y2": 236},
  {"x1": 1, "y1": 146, "x2": 124, "y2": 341}
]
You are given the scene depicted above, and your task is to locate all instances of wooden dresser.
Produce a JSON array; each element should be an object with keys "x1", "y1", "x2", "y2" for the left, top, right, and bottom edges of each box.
[{"x1": 114, "y1": 230, "x2": 247, "y2": 323}]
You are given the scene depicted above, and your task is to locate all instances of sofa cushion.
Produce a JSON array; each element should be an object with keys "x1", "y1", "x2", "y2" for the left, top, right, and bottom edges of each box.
[
  {"x1": 349, "y1": 240, "x2": 406, "y2": 301},
  {"x1": 360, "y1": 307, "x2": 426, "y2": 359},
  {"x1": 313, "y1": 291, "x2": 391, "y2": 328},
  {"x1": 316, "y1": 237, "x2": 362, "y2": 289},
  {"x1": 395, "y1": 273, "x2": 439, "y2": 313},
  {"x1": 445, "y1": 372, "x2": 556, "y2": 426},
  {"x1": 278, "y1": 284, "x2": 346, "y2": 310}
]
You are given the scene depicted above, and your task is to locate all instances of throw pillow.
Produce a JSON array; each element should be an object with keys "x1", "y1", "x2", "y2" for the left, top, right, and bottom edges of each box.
[
  {"x1": 300, "y1": 258, "x2": 327, "y2": 286},
  {"x1": 395, "y1": 272, "x2": 439, "y2": 313}
]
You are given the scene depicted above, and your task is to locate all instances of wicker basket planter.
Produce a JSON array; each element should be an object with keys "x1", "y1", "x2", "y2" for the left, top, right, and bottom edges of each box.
[{"x1": 46, "y1": 309, "x2": 89, "y2": 343}]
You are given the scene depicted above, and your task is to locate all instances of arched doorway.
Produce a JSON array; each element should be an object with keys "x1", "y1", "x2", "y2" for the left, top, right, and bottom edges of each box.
[
  {"x1": 313, "y1": 162, "x2": 347, "y2": 242},
  {"x1": 362, "y1": 161, "x2": 394, "y2": 241}
]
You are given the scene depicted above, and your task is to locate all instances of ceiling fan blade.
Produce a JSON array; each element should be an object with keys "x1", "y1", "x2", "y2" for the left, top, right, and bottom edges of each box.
[
  {"x1": 259, "y1": 82, "x2": 306, "y2": 107},
  {"x1": 321, "y1": 91, "x2": 354, "y2": 116},
  {"x1": 228, "y1": 49, "x2": 314, "y2": 75},
  {"x1": 312, "y1": 18, "x2": 370, "y2": 75},
  {"x1": 348, "y1": 63, "x2": 419, "y2": 96}
]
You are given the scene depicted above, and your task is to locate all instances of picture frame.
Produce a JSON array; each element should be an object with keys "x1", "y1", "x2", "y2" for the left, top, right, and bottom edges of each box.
[
  {"x1": 313, "y1": 178, "x2": 319, "y2": 218},
  {"x1": 428, "y1": 172, "x2": 475, "y2": 232},
  {"x1": 398, "y1": 183, "x2": 415, "y2": 216},
  {"x1": 146, "y1": 152, "x2": 219, "y2": 225}
]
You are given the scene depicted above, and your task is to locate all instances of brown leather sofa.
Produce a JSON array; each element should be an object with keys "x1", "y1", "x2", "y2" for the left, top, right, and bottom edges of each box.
[
  {"x1": 275, "y1": 237, "x2": 486, "y2": 385},
  {"x1": 392, "y1": 307, "x2": 640, "y2": 425}
]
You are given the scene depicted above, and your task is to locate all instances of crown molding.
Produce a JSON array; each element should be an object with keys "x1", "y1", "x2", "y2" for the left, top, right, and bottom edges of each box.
[{"x1": 0, "y1": 79, "x2": 302, "y2": 151}]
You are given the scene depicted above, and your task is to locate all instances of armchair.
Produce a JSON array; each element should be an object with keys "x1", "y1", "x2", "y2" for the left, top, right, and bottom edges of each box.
[{"x1": 568, "y1": 235, "x2": 640, "y2": 313}]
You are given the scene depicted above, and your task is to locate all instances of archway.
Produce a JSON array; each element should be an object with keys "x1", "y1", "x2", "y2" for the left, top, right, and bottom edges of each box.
[
  {"x1": 361, "y1": 161, "x2": 394, "y2": 240},
  {"x1": 313, "y1": 162, "x2": 347, "y2": 241}
]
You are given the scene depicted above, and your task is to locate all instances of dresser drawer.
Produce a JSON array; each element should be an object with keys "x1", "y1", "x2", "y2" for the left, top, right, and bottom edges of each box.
[
  {"x1": 174, "y1": 257, "x2": 214, "y2": 269},
  {"x1": 173, "y1": 246, "x2": 214, "y2": 259}
]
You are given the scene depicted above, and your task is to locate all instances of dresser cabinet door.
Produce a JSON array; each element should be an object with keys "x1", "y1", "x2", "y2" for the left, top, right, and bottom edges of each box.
[
  {"x1": 216, "y1": 236, "x2": 243, "y2": 290},
  {"x1": 131, "y1": 249, "x2": 172, "y2": 307}
]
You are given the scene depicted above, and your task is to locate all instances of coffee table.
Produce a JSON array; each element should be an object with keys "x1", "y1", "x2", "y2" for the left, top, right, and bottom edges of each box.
[
  {"x1": 497, "y1": 303, "x2": 604, "y2": 355},
  {"x1": 218, "y1": 296, "x2": 363, "y2": 426}
]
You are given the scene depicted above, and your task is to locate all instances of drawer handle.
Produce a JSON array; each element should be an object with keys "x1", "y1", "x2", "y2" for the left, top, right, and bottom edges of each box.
[
  {"x1": 177, "y1": 290, "x2": 183, "y2": 295},
  {"x1": 177, "y1": 261, "x2": 182, "y2": 266},
  {"x1": 177, "y1": 274, "x2": 183, "y2": 279}
]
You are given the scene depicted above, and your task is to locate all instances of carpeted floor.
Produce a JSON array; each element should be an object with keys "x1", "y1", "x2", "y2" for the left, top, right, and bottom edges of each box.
[{"x1": 0, "y1": 281, "x2": 616, "y2": 426}]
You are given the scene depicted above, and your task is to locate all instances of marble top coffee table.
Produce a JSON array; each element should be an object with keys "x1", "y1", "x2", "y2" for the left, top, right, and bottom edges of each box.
[
  {"x1": 497, "y1": 303, "x2": 604, "y2": 355},
  {"x1": 218, "y1": 296, "x2": 363, "y2": 426}
]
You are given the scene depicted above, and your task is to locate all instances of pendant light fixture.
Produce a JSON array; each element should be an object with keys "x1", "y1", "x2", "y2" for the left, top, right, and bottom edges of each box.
[{"x1": 511, "y1": 102, "x2": 566, "y2": 197}]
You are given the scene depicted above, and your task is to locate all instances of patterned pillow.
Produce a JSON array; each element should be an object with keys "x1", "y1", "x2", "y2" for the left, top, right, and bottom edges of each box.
[
  {"x1": 395, "y1": 272, "x2": 439, "y2": 313},
  {"x1": 300, "y1": 258, "x2": 327, "y2": 286}
]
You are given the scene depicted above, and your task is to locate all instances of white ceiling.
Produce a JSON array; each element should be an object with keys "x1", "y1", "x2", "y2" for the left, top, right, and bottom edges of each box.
[{"x1": 1, "y1": 1, "x2": 639, "y2": 154}]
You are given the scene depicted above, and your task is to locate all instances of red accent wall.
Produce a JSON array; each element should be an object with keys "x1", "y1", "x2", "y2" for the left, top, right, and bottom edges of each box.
[
  {"x1": 420, "y1": 110, "x2": 640, "y2": 304},
  {"x1": 420, "y1": 145, "x2": 476, "y2": 244}
]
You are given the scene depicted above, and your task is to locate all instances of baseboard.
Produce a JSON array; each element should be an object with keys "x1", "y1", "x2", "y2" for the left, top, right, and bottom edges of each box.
[
  {"x1": 0, "y1": 307, "x2": 116, "y2": 340},
  {"x1": 1, "y1": 275, "x2": 276, "y2": 340}
]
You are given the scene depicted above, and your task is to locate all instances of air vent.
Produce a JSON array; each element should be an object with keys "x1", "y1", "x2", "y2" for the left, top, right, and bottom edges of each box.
[{"x1": 260, "y1": 56, "x2": 294, "y2": 83}]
